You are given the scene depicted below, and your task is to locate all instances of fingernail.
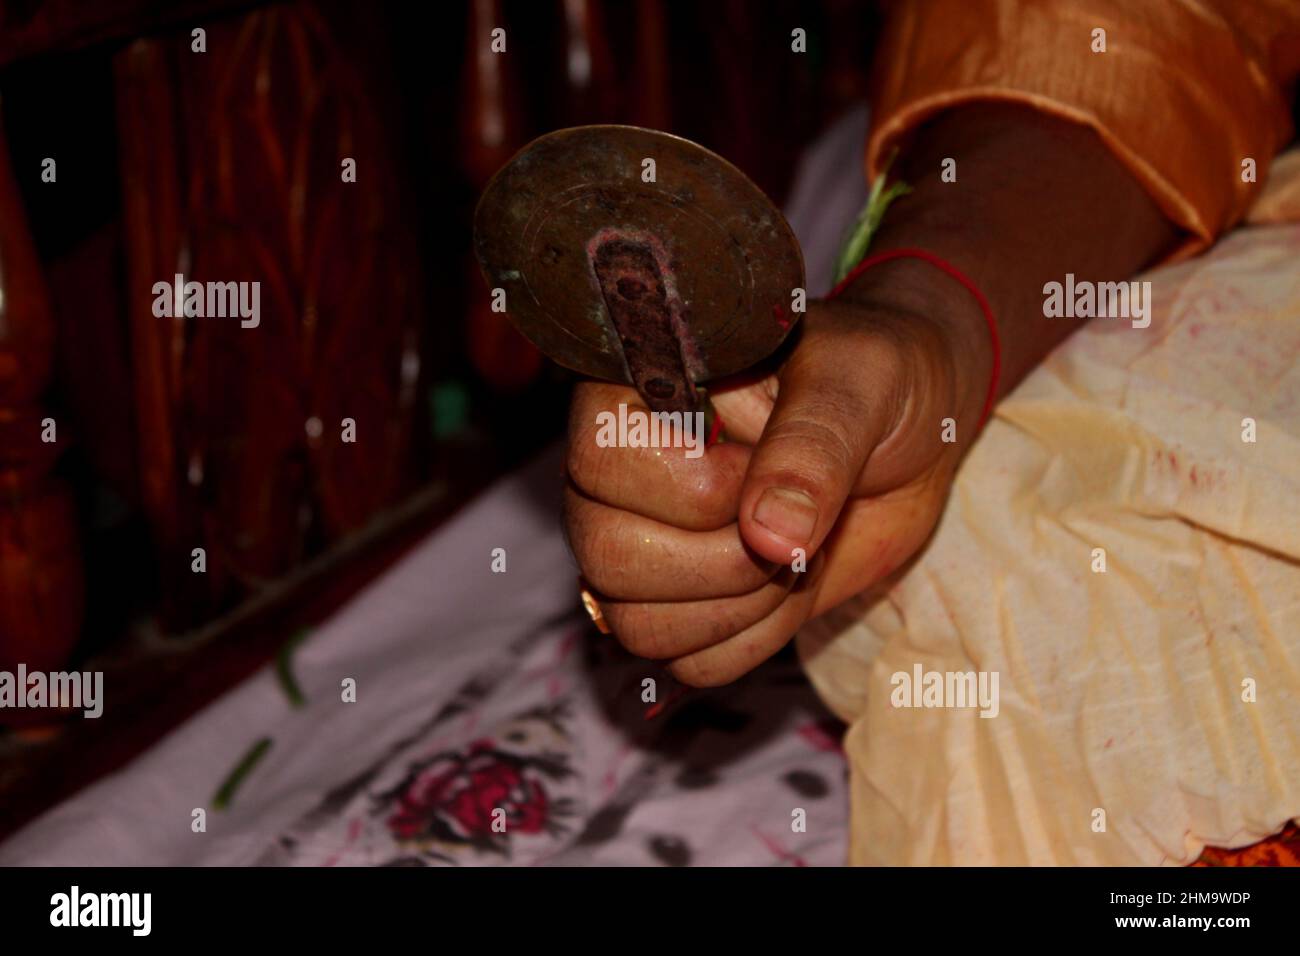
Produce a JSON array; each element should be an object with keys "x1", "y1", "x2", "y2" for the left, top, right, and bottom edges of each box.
[{"x1": 753, "y1": 487, "x2": 818, "y2": 545}]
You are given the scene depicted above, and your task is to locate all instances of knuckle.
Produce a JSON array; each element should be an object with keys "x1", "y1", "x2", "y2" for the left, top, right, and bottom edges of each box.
[
  {"x1": 765, "y1": 411, "x2": 858, "y2": 483},
  {"x1": 734, "y1": 545, "x2": 781, "y2": 591},
  {"x1": 563, "y1": 499, "x2": 617, "y2": 590},
  {"x1": 607, "y1": 604, "x2": 667, "y2": 659},
  {"x1": 717, "y1": 547, "x2": 759, "y2": 592},
  {"x1": 669, "y1": 656, "x2": 733, "y2": 689},
  {"x1": 684, "y1": 467, "x2": 734, "y2": 528},
  {"x1": 565, "y1": 432, "x2": 597, "y2": 492},
  {"x1": 566, "y1": 422, "x2": 616, "y2": 497},
  {"x1": 585, "y1": 512, "x2": 637, "y2": 590},
  {"x1": 566, "y1": 389, "x2": 629, "y2": 495},
  {"x1": 566, "y1": 389, "x2": 599, "y2": 455},
  {"x1": 564, "y1": 524, "x2": 600, "y2": 586}
]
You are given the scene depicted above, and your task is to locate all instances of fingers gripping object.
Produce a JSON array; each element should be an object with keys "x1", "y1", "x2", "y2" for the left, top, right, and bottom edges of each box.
[
  {"x1": 475, "y1": 126, "x2": 806, "y2": 654},
  {"x1": 473, "y1": 125, "x2": 806, "y2": 421}
]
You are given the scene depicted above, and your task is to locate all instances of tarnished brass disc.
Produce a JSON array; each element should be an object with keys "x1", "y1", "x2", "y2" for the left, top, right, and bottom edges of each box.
[{"x1": 473, "y1": 125, "x2": 805, "y2": 397}]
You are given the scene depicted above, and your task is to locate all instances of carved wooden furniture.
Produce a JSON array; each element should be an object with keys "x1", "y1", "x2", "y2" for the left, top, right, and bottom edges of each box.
[
  {"x1": 0, "y1": 107, "x2": 83, "y2": 675},
  {"x1": 0, "y1": 0, "x2": 875, "y2": 832},
  {"x1": 114, "y1": 5, "x2": 427, "y2": 629},
  {"x1": 0, "y1": 0, "x2": 876, "y2": 667}
]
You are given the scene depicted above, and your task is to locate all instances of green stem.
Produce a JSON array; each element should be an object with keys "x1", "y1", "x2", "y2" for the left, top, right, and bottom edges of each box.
[
  {"x1": 832, "y1": 149, "x2": 911, "y2": 286},
  {"x1": 275, "y1": 627, "x2": 311, "y2": 708},
  {"x1": 213, "y1": 737, "x2": 273, "y2": 811}
]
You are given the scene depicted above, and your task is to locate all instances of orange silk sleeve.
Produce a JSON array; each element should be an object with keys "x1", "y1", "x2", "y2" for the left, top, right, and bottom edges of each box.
[{"x1": 867, "y1": 0, "x2": 1300, "y2": 261}]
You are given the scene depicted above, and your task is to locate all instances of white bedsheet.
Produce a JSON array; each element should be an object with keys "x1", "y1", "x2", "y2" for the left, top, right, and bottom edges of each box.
[{"x1": 0, "y1": 445, "x2": 849, "y2": 866}]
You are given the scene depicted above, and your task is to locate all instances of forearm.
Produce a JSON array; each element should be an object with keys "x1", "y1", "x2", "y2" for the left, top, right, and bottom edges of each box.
[{"x1": 840, "y1": 102, "x2": 1181, "y2": 427}]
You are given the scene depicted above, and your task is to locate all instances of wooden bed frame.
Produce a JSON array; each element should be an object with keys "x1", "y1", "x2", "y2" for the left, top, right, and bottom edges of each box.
[{"x1": 0, "y1": 0, "x2": 874, "y2": 835}]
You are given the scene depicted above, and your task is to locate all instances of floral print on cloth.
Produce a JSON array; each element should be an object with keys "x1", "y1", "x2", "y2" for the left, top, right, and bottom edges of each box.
[{"x1": 254, "y1": 613, "x2": 850, "y2": 867}]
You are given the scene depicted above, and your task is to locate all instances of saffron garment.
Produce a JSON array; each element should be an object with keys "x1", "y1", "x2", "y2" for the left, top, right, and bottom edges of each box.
[{"x1": 865, "y1": 0, "x2": 1300, "y2": 262}]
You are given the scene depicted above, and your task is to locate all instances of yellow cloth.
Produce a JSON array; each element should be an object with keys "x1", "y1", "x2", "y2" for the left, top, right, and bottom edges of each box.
[{"x1": 798, "y1": 151, "x2": 1300, "y2": 864}]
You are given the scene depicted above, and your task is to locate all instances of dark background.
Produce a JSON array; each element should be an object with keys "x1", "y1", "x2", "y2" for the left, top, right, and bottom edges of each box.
[{"x1": 0, "y1": 0, "x2": 880, "y2": 836}]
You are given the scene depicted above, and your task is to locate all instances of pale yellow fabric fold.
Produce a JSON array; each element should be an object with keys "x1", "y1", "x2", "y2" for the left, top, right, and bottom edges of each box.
[{"x1": 798, "y1": 150, "x2": 1300, "y2": 865}]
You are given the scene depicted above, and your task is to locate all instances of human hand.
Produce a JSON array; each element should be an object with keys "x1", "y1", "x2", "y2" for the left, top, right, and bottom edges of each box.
[
  {"x1": 564, "y1": 262, "x2": 991, "y2": 686},
  {"x1": 567, "y1": 99, "x2": 1182, "y2": 686}
]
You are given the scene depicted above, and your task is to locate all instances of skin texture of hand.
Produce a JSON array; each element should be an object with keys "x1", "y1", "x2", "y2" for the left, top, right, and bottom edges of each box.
[
  {"x1": 566, "y1": 280, "x2": 987, "y2": 687},
  {"x1": 565, "y1": 103, "x2": 1180, "y2": 687}
]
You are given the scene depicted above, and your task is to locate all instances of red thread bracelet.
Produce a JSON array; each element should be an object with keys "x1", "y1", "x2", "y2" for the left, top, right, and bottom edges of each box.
[{"x1": 825, "y1": 247, "x2": 1002, "y2": 430}]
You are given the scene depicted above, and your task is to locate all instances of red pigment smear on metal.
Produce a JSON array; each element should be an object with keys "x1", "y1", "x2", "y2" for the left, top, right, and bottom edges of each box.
[
  {"x1": 773, "y1": 302, "x2": 789, "y2": 330},
  {"x1": 591, "y1": 238, "x2": 694, "y2": 411},
  {"x1": 587, "y1": 226, "x2": 706, "y2": 385}
]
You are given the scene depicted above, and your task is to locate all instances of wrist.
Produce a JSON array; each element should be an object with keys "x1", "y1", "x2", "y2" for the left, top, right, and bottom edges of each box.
[
  {"x1": 844, "y1": 102, "x2": 1178, "y2": 410},
  {"x1": 835, "y1": 254, "x2": 994, "y2": 444}
]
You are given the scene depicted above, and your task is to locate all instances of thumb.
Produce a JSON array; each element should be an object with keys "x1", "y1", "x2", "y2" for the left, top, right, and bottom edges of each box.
[{"x1": 738, "y1": 322, "x2": 899, "y2": 564}]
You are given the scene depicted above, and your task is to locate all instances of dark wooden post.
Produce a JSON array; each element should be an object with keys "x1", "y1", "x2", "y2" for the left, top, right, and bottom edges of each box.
[{"x1": 0, "y1": 100, "x2": 84, "y2": 675}]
